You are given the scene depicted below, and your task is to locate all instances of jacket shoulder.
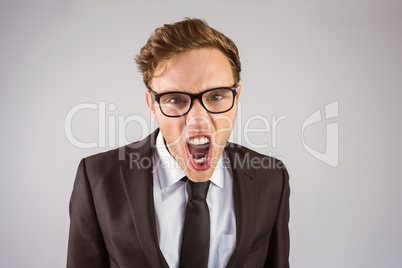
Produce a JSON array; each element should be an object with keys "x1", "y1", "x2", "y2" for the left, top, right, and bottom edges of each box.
[
  {"x1": 226, "y1": 142, "x2": 286, "y2": 171},
  {"x1": 80, "y1": 140, "x2": 145, "y2": 179},
  {"x1": 83, "y1": 129, "x2": 158, "y2": 174}
]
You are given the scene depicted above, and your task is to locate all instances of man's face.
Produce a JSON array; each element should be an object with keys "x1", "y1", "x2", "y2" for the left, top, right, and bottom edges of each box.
[{"x1": 146, "y1": 48, "x2": 241, "y2": 182}]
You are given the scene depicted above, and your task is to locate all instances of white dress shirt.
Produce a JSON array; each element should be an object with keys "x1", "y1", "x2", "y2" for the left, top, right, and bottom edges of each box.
[{"x1": 153, "y1": 132, "x2": 236, "y2": 268}]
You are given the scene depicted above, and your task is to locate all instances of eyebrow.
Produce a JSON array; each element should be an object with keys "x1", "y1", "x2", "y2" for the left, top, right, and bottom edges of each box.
[{"x1": 152, "y1": 85, "x2": 236, "y2": 95}]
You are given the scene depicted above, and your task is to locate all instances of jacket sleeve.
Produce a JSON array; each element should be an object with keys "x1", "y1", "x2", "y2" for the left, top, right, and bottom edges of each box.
[
  {"x1": 67, "y1": 159, "x2": 109, "y2": 268},
  {"x1": 264, "y1": 164, "x2": 290, "y2": 268}
]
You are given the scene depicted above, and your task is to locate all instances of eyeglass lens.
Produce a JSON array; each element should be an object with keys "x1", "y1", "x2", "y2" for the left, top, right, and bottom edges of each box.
[{"x1": 158, "y1": 88, "x2": 234, "y2": 116}]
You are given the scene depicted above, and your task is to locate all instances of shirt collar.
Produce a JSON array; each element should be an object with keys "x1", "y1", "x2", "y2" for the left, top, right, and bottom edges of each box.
[
  {"x1": 154, "y1": 131, "x2": 227, "y2": 190},
  {"x1": 154, "y1": 131, "x2": 186, "y2": 190},
  {"x1": 209, "y1": 154, "x2": 226, "y2": 189}
]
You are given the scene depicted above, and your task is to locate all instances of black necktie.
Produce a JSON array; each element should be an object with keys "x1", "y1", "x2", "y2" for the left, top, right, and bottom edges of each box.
[{"x1": 179, "y1": 178, "x2": 211, "y2": 268}]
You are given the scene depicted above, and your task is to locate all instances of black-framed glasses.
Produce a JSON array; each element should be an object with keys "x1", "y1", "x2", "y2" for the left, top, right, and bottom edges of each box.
[{"x1": 151, "y1": 86, "x2": 238, "y2": 117}]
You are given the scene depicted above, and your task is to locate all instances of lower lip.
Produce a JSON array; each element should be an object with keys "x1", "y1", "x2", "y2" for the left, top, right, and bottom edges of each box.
[{"x1": 187, "y1": 143, "x2": 212, "y2": 171}]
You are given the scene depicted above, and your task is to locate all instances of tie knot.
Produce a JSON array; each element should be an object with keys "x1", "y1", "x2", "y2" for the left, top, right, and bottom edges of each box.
[{"x1": 185, "y1": 178, "x2": 210, "y2": 200}]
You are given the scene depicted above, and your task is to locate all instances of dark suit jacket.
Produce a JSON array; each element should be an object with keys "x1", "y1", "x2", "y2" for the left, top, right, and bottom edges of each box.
[{"x1": 67, "y1": 129, "x2": 290, "y2": 268}]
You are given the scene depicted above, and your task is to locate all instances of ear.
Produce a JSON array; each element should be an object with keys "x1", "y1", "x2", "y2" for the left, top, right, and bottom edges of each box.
[
  {"x1": 236, "y1": 84, "x2": 241, "y2": 100},
  {"x1": 145, "y1": 91, "x2": 156, "y2": 119}
]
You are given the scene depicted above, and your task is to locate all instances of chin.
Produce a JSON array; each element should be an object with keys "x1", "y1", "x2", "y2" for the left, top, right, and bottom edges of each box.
[{"x1": 185, "y1": 168, "x2": 214, "y2": 182}]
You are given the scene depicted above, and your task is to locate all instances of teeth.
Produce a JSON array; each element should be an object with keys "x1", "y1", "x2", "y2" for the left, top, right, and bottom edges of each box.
[
  {"x1": 188, "y1": 137, "x2": 210, "y2": 145},
  {"x1": 190, "y1": 155, "x2": 207, "y2": 165}
]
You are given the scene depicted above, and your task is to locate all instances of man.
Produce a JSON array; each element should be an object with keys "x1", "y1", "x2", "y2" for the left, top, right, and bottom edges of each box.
[{"x1": 67, "y1": 18, "x2": 290, "y2": 268}]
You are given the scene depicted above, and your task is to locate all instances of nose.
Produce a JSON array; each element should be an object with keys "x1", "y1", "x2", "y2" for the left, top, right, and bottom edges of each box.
[{"x1": 186, "y1": 99, "x2": 210, "y2": 130}]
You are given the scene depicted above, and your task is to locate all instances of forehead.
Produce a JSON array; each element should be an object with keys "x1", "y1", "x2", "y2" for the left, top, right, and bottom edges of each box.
[{"x1": 151, "y1": 48, "x2": 234, "y2": 93}]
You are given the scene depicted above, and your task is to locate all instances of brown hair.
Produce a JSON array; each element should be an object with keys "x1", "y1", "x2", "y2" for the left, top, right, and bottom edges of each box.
[{"x1": 135, "y1": 18, "x2": 241, "y2": 90}]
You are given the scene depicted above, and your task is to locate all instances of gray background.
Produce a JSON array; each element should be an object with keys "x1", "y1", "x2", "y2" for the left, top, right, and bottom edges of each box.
[{"x1": 1, "y1": 0, "x2": 401, "y2": 267}]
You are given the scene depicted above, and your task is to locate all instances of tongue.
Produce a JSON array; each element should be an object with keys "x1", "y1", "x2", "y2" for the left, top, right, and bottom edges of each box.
[{"x1": 188, "y1": 143, "x2": 209, "y2": 159}]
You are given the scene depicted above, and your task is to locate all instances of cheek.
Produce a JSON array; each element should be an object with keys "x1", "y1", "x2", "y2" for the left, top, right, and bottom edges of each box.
[
  {"x1": 155, "y1": 114, "x2": 185, "y2": 144},
  {"x1": 211, "y1": 111, "x2": 237, "y2": 148},
  {"x1": 212, "y1": 112, "x2": 237, "y2": 133}
]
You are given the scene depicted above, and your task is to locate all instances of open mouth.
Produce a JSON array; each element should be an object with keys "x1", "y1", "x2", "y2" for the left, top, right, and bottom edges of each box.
[{"x1": 187, "y1": 136, "x2": 211, "y2": 170}]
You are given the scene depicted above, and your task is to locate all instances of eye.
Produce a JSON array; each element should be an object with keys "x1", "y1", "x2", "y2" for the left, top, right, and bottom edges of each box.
[
  {"x1": 162, "y1": 95, "x2": 190, "y2": 105},
  {"x1": 210, "y1": 94, "x2": 223, "y2": 101},
  {"x1": 168, "y1": 97, "x2": 183, "y2": 103}
]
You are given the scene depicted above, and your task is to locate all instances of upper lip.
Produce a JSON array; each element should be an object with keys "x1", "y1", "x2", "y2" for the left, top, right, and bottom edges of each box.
[{"x1": 186, "y1": 133, "x2": 212, "y2": 143}]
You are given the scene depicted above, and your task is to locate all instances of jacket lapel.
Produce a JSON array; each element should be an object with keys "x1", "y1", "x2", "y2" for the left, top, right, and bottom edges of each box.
[
  {"x1": 120, "y1": 129, "x2": 169, "y2": 268},
  {"x1": 225, "y1": 144, "x2": 258, "y2": 268}
]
